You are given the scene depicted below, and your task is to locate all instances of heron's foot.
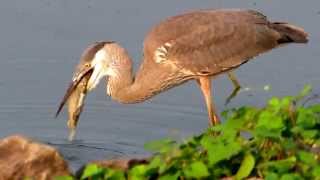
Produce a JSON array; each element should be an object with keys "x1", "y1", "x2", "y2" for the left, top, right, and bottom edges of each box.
[
  {"x1": 225, "y1": 85, "x2": 241, "y2": 105},
  {"x1": 68, "y1": 128, "x2": 76, "y2": 141}
]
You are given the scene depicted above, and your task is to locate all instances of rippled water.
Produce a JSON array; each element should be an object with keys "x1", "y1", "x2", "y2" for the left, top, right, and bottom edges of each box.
[{"x1": 0, "y1": 0, "x2": 319, "y2": 170}]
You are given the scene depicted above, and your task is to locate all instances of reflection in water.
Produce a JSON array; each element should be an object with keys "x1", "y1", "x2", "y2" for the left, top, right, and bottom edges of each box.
[{"x1": 0, "y1": 0, "x2": 319, "y2": 169}]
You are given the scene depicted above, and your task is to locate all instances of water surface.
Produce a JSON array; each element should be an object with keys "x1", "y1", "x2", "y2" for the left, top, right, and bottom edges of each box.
[{"x1": 0, "y1": 0, "x2": 319, "y2": 170}]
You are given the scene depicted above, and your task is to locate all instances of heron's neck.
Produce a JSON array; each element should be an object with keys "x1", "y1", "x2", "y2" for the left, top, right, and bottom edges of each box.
[{"x1": 107, "y1": 51, "x2": 155, "y2": 104}]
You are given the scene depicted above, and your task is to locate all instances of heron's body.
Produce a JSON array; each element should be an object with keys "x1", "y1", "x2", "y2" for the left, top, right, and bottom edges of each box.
[{"x1": 56, "y1": 9, "x2": 308, "y2": 140}]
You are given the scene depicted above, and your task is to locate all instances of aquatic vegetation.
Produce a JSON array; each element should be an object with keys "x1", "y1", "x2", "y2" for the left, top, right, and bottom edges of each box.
[{"x1": 57, "y1": 86, "x2": 320, "y2": 179}]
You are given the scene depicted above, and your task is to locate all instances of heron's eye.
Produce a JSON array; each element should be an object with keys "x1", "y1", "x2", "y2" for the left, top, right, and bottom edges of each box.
[{"x1": 85, "y1": 64, "x2": 90, "y2": 67}]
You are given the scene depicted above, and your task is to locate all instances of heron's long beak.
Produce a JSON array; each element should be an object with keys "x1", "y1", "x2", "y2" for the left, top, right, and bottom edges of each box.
[{"x1": 55, "y1": 66, "x2": 94, "y2": 118}]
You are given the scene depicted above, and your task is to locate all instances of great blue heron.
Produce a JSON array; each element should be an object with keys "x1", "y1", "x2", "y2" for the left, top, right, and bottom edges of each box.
[{"x1": 56, "y1": 9, "x2": 308, "y2": 140}]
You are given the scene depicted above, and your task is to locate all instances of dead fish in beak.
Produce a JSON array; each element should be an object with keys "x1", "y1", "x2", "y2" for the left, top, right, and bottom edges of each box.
[{"x1": 55, "y1": 67, "x2": 93, "y2": 141}]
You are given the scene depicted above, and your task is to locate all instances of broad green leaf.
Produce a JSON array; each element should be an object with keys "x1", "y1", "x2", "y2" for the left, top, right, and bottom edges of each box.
[
  {"x1": 265, "y1": 172, "x2": 279, "y2": 180},
  {"x1": 54, "y1": 176, "x2": 73, "y2": 180},
  {"x1": 255, "y1": 110, "x2": 285, "y2": 138},
  {"x1": 254, "y1": 126, "x2": 281, "y2": 138},
  {"x1": 235, "y1": 153, "x2": 255, "y2": 180},
  {"x1": 301, "y1": 130, "x2": 318, "y2": 139},
  {"x1": 312, "y1": 165, "x2": 320, "y2": 177},
  {"x1": 105, "y1": 170, "x2": 126, "y2": 180},
  {"x1": 81, "y1": 164, "x2": 104, "y2": 179},
  {"x1": 310, "y1": 104, "x2": 320, "y2": 113},
  {"x1": 280, "y1": 96, "x2": 293, "y2": 109},
  {"x1": 129, "y1": 175, "x2": 145, "y2": 180},
  {"x1": 148, "y1": 156, "x2": 162, "y2": 169},
  {"x1": 297, "y1": 108, "x2": 317, "y2": 128},
  {"x1": 144, "y1": 156, "x2": 162, "y2": 176},
  {"x1": 259, "y1": 156, "x2": 296, "y2": 173},
  {"x1": 280, "y1": 173, "x2": 303, "y2": 180},
  {"x1": 257, "y1": 111, "x2": 284, "y2": 130},
  {"x1": 201, "y1": 136, "x2": 242, "y2": 165},
  {"x1": 183, "y1": 161, "x2": 209, "y2": 178},
  {"x1": 129, "y1": 165, "x2": 148, "y2": 176},
  {"x1": 298, "y1": 151, "x2": 317, "y2": 166},
  {"x1": 268, "y1": 97, "x2": 280, "y2": 108},
  {"x1": 158, "y1": 161, "x2": 171, "y2": 174},
  {"x1": 224, "y1": 118, "x2": 244, "y2": 131}
]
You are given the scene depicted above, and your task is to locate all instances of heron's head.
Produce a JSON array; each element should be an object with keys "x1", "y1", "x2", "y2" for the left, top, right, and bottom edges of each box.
[
  {"x1": 59, "y1": 41, "x2": 121, "y2": 104},
  {"x1": 86, "y1": 47, "x2": 110, "y2": 91},
  {"x1": 55, "y1": 41, "x2": 116, "y2": 118},
  {"x1": 84, "y1": 41, "x2": 119, "y2": 91}
]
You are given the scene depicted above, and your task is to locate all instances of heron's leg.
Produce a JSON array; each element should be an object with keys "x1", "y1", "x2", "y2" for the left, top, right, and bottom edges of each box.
[
  {"x1": 197, "y1": 77, "x2": 220, "y2": 126},
  {"x1": 225, "y1": 72, "x2": 241, "y2": 105}
]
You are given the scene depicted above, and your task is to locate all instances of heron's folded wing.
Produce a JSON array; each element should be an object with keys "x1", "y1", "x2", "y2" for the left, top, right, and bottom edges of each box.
[{"x1": 164, "y1": 11, "x2": 278, "y2": 76}]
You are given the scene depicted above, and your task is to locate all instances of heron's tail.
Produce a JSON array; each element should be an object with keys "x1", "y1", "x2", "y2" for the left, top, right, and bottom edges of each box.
[{"x1": 271, "y1": 22, "x2": 309, "y2": 44}]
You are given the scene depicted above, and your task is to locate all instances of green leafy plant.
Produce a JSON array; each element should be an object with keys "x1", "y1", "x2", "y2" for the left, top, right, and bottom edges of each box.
[{"x1": 59, "y1": 86, "x2": 320, "y2": 179}]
